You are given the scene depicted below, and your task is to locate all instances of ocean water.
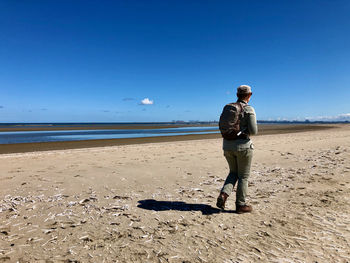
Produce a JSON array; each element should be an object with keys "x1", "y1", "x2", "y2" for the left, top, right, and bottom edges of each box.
[{"x1": 0, "y1": 126, "x2": 219, "y2": 144}]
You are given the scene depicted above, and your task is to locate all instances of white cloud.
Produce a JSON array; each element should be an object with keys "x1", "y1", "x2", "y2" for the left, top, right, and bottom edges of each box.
[
  {"x1": 306, "y1": 113, "x2": 350, "y2": 121},
  {"x1": 263, "y1": 113, "x2": 350, "y2": 122},
  {"x1": 140, "y1": 98, "x2": 154, "y2": 105}
]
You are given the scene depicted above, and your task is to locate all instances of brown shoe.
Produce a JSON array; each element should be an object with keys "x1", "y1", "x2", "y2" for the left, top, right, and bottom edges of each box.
[
  {"x1": 236, "y1": 204, "x2": 252, "y2": 214},
  {"x1": 216, "y1": 192, "x2": 229, "y2": 209}
]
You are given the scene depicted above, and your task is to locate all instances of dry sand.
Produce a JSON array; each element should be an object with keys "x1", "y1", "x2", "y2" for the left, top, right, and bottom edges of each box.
[{"x1": 0, "y1": 125, "x2": 349, "y2": 262}]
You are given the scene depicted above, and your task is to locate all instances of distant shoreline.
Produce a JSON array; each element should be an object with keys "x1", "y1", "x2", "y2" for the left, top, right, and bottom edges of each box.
[
  {"x1": 0, "y1": 121, "x2": 347, "y2": 132},
  {"x1": 0, "y1": 124, "x2": 342, "y2": 154}
]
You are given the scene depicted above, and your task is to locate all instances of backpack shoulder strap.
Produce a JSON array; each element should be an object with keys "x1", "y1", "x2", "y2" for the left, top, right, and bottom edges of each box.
[{"x1": 234, "y1": 102, "x2": 245, "y2": 113}]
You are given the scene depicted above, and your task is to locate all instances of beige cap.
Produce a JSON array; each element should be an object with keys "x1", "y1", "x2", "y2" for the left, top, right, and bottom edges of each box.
[{"x1": 237, "y1": 85, "x2": 252, "y2": 94}]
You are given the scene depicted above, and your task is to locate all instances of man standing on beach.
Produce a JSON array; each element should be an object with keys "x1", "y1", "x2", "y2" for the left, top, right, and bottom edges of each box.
[{"x1": 217, "y1": 85, "x2": 258, "y2": 213}]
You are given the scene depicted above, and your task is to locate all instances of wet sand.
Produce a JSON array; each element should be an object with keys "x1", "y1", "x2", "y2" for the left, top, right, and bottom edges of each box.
[
  {"x1": 0, "y1": 124, "x2": 349, "y2": 262},
  {"x1": 0, "y1": 124, "x2": 190, "y2": 132},
  {"x1": 0, "y1": 124, "x2": 336, "y2": 154}
]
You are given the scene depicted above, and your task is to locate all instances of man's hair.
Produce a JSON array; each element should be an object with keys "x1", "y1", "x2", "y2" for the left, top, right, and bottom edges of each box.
[{"x1": 237, "y1": 92, "x2": 252, "y2": 100}]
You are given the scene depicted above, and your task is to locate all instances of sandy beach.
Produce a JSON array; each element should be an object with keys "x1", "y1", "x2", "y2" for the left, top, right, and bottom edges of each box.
[{"x1": 1, "y1": 124, "x2": 349, "y2": 262}]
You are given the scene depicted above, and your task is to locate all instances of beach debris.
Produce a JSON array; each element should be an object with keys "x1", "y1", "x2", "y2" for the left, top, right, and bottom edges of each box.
[
  {"x1": 67, "y1": 201, "x2": 78, "y2": 207},
  {"x1": 103, "y1": 205, "x2": 129, "y2": 211},
  {"x1": 42, "y1": 228, "x2": 55, "y2": 234},
  {"x1": 79, "y1": 196, "x2": 97, "y2": 204},
  {"x1": 79, "y1": 235, "x2": 93, "y2": 242},
  {"x1": 112, "y1": 195, "x2": 131, "y2": 200},
  {"x1": 79, "y1": 198, "x2": 91, "y2": 204}
]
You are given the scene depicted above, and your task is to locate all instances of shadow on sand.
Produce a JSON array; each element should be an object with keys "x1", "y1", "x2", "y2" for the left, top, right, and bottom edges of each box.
[{"x1": 137, "y1": 199, "x2": 235, "y2": 215}]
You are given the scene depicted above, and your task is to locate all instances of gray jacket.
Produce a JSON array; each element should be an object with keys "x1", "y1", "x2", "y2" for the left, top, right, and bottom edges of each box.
[{"x1": 222, "y1": 100, "x2": 258, "y2": 151}]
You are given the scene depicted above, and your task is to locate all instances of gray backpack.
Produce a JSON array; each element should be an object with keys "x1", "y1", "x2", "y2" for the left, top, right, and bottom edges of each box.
[{"x1": 219, "y1": 102, "x2": 246, "y2": 140}]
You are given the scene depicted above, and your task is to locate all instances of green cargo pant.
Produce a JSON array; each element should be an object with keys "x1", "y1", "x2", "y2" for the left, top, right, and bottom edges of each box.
[{"x1": 221, "y1": 149, "x2": 253, "y2": 206}]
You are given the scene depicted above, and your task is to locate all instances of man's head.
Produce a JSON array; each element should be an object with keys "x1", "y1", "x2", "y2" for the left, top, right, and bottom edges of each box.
[{"x1": 237, "y1": 85, "x2": 252, "y2": 102}]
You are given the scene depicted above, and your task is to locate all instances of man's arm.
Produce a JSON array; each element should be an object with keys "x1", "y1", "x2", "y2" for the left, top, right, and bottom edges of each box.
[{"x1": 246, "y1": 106, "x2": 258, "y2": 135}]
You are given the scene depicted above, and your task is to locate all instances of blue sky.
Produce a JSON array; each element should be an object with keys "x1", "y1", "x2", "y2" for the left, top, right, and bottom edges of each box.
[{"x1": 1, "y1": 0, "x2": 349, "y2": 122}]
